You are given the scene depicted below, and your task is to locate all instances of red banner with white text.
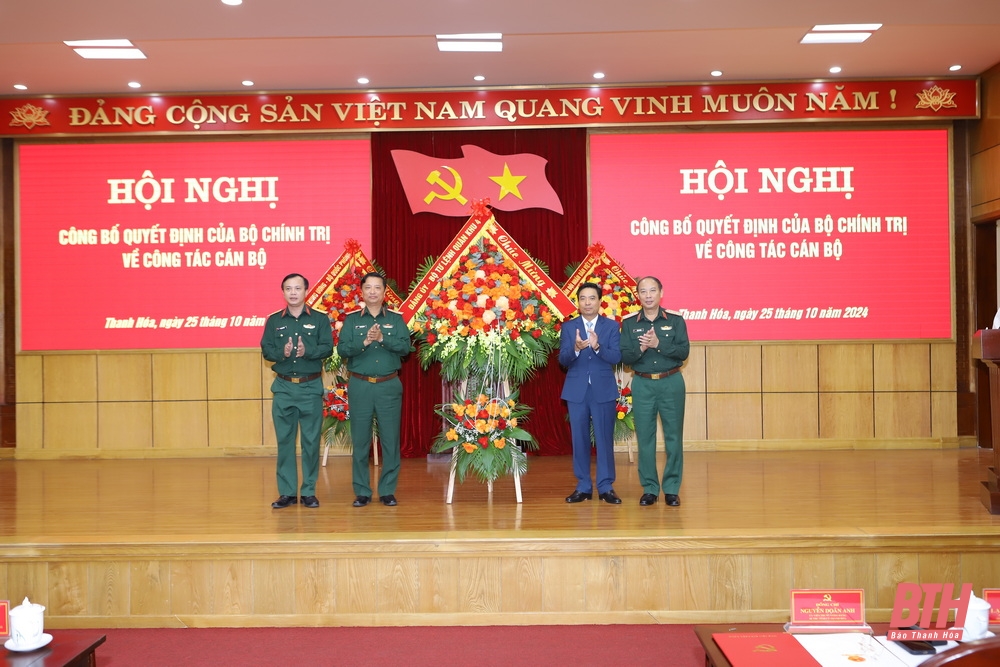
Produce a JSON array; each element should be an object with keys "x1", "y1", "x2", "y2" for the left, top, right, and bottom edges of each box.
[
  {"x1": 1, "y1": 79, "x2": 977, "y2": 137},
  {"x1": 18, "y1": 139, "x2": 371, "y2": 350},
  {"x1": 589, "y1": 129, "x2": 952, "y2": 341}
]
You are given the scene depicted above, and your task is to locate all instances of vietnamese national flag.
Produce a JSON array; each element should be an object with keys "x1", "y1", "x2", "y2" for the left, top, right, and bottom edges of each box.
[{"x1": 391, "y1": 145, "x2": 564, "y2": 216}]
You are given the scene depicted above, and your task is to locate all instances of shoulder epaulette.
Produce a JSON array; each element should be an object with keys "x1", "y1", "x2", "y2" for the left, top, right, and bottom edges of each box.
[
  {"x1": 345, "y1": 308, "x2": 363, "y2": 316},
  {"x1": 387, "y1": 308, "x2": 403, "y2": 315},
  {"x1": 622, "y1": 311, "x2": 640, "y2": 320},
  {"x1": 665, "y1": 308, "x2": 682, "y2": 316}
]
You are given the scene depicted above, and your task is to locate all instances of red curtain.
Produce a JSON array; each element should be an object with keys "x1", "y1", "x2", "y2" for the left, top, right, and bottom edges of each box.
[{"x1": 370, "y1": 129, "x2": 588, "y2": 457}]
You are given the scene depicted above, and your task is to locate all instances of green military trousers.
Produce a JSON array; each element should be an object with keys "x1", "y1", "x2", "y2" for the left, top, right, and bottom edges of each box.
[
  {"x1": 270, "y1": 376, "x2": 324, "y2": 497},
  {"x1": 348, "y1": 375, "x2": 402, "y2": 497},
  {"x1": 632, "y1": 372, "x2": 686, "y2": 495}
]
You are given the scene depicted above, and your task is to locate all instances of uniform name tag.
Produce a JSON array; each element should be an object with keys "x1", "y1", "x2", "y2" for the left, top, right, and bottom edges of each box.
[{"x1": 303, "y1": 324, "x2": 316, "y2": 329}]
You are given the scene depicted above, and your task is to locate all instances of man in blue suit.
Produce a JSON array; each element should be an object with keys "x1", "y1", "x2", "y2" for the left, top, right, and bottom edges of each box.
[{"x1": 559, "y1": 282, "x2": 623, "y2": 504}]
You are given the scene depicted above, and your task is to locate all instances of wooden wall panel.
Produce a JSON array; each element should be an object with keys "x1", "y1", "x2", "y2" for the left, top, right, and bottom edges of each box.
[
  {"x1": 961, "y1": 553, "x2": 1000, "y2": 591},
  {"x1": 170, "y1": 560, "x2": 214, "y2": 615},
  {"x1": 874, "y1": 343, "x2": 930, "y2": 392},
  {"x1": 418, "y1": 557, "x2": 461, "y2": 614},
  {"x1": 541, "y1": 556, "x2": 585, "y2": 612},
  {"x1": 43, "y1": 355, "x2": 97, "y2": 402},
  {"x1": 339, "y1": 557, "x2": 378, "y2": 614},
  {"x1": 762, "y1": 393, "x2": 818, "y2": 440},
  {"x1": 706, "y1": 394, "x2": 762, "y2": 440},
  {"x1": 751, "y1": 555, "x2": 792, "y2": 611},
  {"x1": 682, "y1": 392, "x2": 707, "y2": 441},
  {"x1": 792, "y1": 554, "x2": 835, "y2": 589},
  {"x1": 15, "y1": 403, "x2": 42, "y2": 450},
  {"x1": 152, "y1": 353, "x2": 207, "y2": 401},
  {"x1": 819, "y1": 393, "x2": 874, "y2": 439},
  {"x1": 833, "y1": 554, "x2": 877, "y2": 593},
  {"x1": 98, "y1": 402, "x2": 153, "y2": 449},
  {"x1": 710, "y1": 554, "x2": 752, "y2": 611},
  {"x1": 762, "y1": 344, "x2": 818, "y2": 393},
  {"x1": 294, "y1": 559, "x2": 337, "y2": 614},
  {"x1": 15, "y1": 355, "x2": 42, "y2": 402},
  {"x1": 970, "y1": 148, "x2": 1000, "y2": 218},
  {"x1": 458, "y1": 557, "x2": 501, "y2": 613},
  {"x1": 930, "y1": 343, "x2": 957, "y2": 392},
  {"x1": 584, "y1": 555, "x2": 625, "y2": 612},
  {"x1": 208, "y1": 399, "x2": 263, "y2": 448},
  {"x1": 6, "y1": 562, "x2": 48, "y2": 608},
  {"x1": 47, "y1": 562, "x2": 88, "y2": 616},
  {"x1": 875, "y1": 554, "x2": 919, "y2": 609},
  {"x1": 208, "y1": 351, "x2": 264, "y2": 400},
  {"x1": 43, "y1": 403, "x2": 97, "y2": 450},
  {"x1": 254, "y1": 559, "x2": 296, "y2": 615},
  {"x1": 682, "y1": 344, "x2": 706, "y2": 393},
  {"x1": 932, "y1": 392, "x2": 958, "y2": 438},
  {"x1": 706, "y1": 345, "x2": 761, "y2": 393},
  {"x1": 623, "y1": 555, "x2": 671, "y2": 611},
  {"x1": 130, "y1": 561, "x2": 171, "y2": 616},
  {"x1": 152, "y1": 401, "x2": 208, "y2": 449},
  {"x1": 97, "y1": 354, "x2": 152, "y2": 402},
  {"x1": 875, "y1": 393, "x2": 932, "y2": 439},
  {"x1": 87, "y1": 561, "x2": 129, "y2": 617},
  {"x1": 668, "y1": 555, "x2": 711, "y2": 611},
  {"x1": 376, "y1": 558, "x2": 420, "y2": 614},
  {"x1": 819, "y1": 344, "x2": 874, "y2": 392},
  {"x1": 500, "y1": 556, "x2": 543, "y2": 613}
]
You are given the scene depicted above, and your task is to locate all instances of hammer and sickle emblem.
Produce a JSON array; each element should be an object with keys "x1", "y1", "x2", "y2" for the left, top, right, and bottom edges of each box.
[{"x1": 424, "y1": 166, "x2": 468, "y2": 205}]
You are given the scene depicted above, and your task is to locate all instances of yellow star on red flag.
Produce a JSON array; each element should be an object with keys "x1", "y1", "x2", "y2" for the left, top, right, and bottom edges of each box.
[{"x1": 489, "y1": 163, "x2": 526, "y2": 200}]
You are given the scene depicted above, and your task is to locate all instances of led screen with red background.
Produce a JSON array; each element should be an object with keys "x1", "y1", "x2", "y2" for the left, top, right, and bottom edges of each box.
[
  {"x1": 19, "y1": 139, "x2": 371, "y2": 350},
  {"x1": 589, "y1": 129, "x2": 952, "y2": 341}
]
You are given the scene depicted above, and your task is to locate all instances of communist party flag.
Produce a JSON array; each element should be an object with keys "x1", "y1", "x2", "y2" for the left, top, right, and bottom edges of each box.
[{"x1": 390, "y1": 145, "x2": 564, "y2": 216}]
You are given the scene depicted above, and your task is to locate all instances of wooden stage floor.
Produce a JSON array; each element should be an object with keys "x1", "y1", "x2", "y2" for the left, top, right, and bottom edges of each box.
[{"x1": 1, "y1": 449, "x2": 999, "y2": 628}]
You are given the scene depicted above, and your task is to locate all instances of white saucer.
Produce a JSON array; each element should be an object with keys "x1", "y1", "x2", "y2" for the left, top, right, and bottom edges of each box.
[
  {"x1": 4, "y1": 633, "x2": 52, "y2": 652},
  {"x1": 954, "y1": 628, "x2": 996, "y2": 642}
]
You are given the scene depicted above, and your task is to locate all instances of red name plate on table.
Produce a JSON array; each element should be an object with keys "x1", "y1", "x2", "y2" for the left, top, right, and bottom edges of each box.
[
  {"x1": 712, "y1": 632, "x2": 821, "y2": 667},
  {"x1": 789, "y1": 589, "x2": 869, "y2": 633},
  {"x1": 0, "y1": 600, "x2": 8, "y2": 636},
  {"x1": 984, "y1": 589, "x2": 1000, "y2": 624}
]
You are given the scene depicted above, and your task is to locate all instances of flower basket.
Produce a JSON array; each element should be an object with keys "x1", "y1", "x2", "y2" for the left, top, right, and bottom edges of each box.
[
  {"x1": 432, "y1": 391, "x2": 538, "y2": 484},
  {"x1": 614, "y1": 382, "x2": 635, "y2": 441},
  {"x1": 411, "y1": 236, "x2": 563, "y2": 384},
  {"x1": 563, "y1": 242, "x2": 641, "y2": 324},
  {"x1": 321, "y1": 383, "x2": 352, "y2": 448}
]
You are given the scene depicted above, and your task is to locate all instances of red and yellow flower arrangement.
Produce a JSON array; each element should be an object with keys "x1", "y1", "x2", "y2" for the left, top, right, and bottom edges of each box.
[
  {"x1": 432, "y1": 391, "x2": 537, "y2": 483},
  {"x1": 411, "y1": 236, "x2": 562, "y2": 384}
]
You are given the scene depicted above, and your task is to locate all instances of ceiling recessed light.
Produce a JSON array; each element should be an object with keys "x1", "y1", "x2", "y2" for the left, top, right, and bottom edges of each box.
[
  {"x1": 811, "y1": 24, "x2": 882, "y2": 32},
  {"x1": 72, "y1": 47, "x2": 146, "y2": 59},
  {"x1": 829, "y1": 66, "x2": 842, "y2": 74},
  {"x1": 242, "y1": 80, "x2": 254, "y2": 86},
  {"x1": 127, "y1": 81, "x2": 142, "y2": 89},
  {"x1": 710, "y1": 70, "x2": 723, "y2": 77},
  {"x1": 64, "y1": 39, "x2": 135, "y2": 48},
  {"x1": 436, "y1": 33, "x2": 502, "y2": 52},
  {"x1": 801, "y1": 32, "x2": 872, "y2": 44},
  {"x1": 357, "y1": 77, "x2": 370, "y2": 85},
  {"x1": 436, "y1": 33, "x2": 502, "y2": 41},
  {"x1": 593, "y1": 72, "x2": 605, "y2": 79},
  {"x1": 221, "y1": 0, "x2": 243, "y2": 5},
  {"x1": 13, "y1": 84, "x2": 27, "y2": 90},
  {"x1": 474, "y1": 75, "x2": 485, "y2": 82},
  {"x1": 437, "y1": 41, "x2": 502, "y2": 53},
  {"x1": 950, "y1": 65, "x2": 962, "y2": 72}
]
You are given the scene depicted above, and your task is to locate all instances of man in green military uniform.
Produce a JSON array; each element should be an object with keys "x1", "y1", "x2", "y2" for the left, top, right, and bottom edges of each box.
[
  {"x1": 620, "y1": 276, "x2": 690, "y2": 507},
  {"x1": 337, "y1": 272, "x2": 410, "y2": 507},
  {"x1": 261, "y1": 273, "x2": 333, "y2": 509}
]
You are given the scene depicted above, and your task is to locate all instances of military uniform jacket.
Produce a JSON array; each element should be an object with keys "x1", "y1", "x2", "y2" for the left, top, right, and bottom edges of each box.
[
  {"x1": 260, "y1": 305, "x2": 333, "y2": 376},
  {"x1": 620, "y1": 308, "x2": 690, "y2": 372},
  {"x1": 337, "y1": 306, "x2": 410, "y2": 376}
]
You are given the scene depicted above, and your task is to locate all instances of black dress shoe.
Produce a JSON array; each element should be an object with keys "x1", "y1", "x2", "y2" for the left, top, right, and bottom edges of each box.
[
  {"x1": 599, "y1": 490, "x2": 622, "y2": 504},
  {"x1": 565, "y1": 490, "x2": 593, "y2": 503},
  {"x1": 301, "y1": 495, "x2": 320, "y2": 508},
  {"x1": 665, "y1": 494, "x2": 681, "y2": 506},
  {"x1": 639, "y1": 493, "x2": 658, "y2": 506},
  {"x1": 271, "y1": 495, "x2": 297, "y2": 509},
  {"x1": 352, "y1": 495, "x2": 371, "y2": 507},
  {"x1": 380, "y1": 494, "x2": 397, "y2": 506}
]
